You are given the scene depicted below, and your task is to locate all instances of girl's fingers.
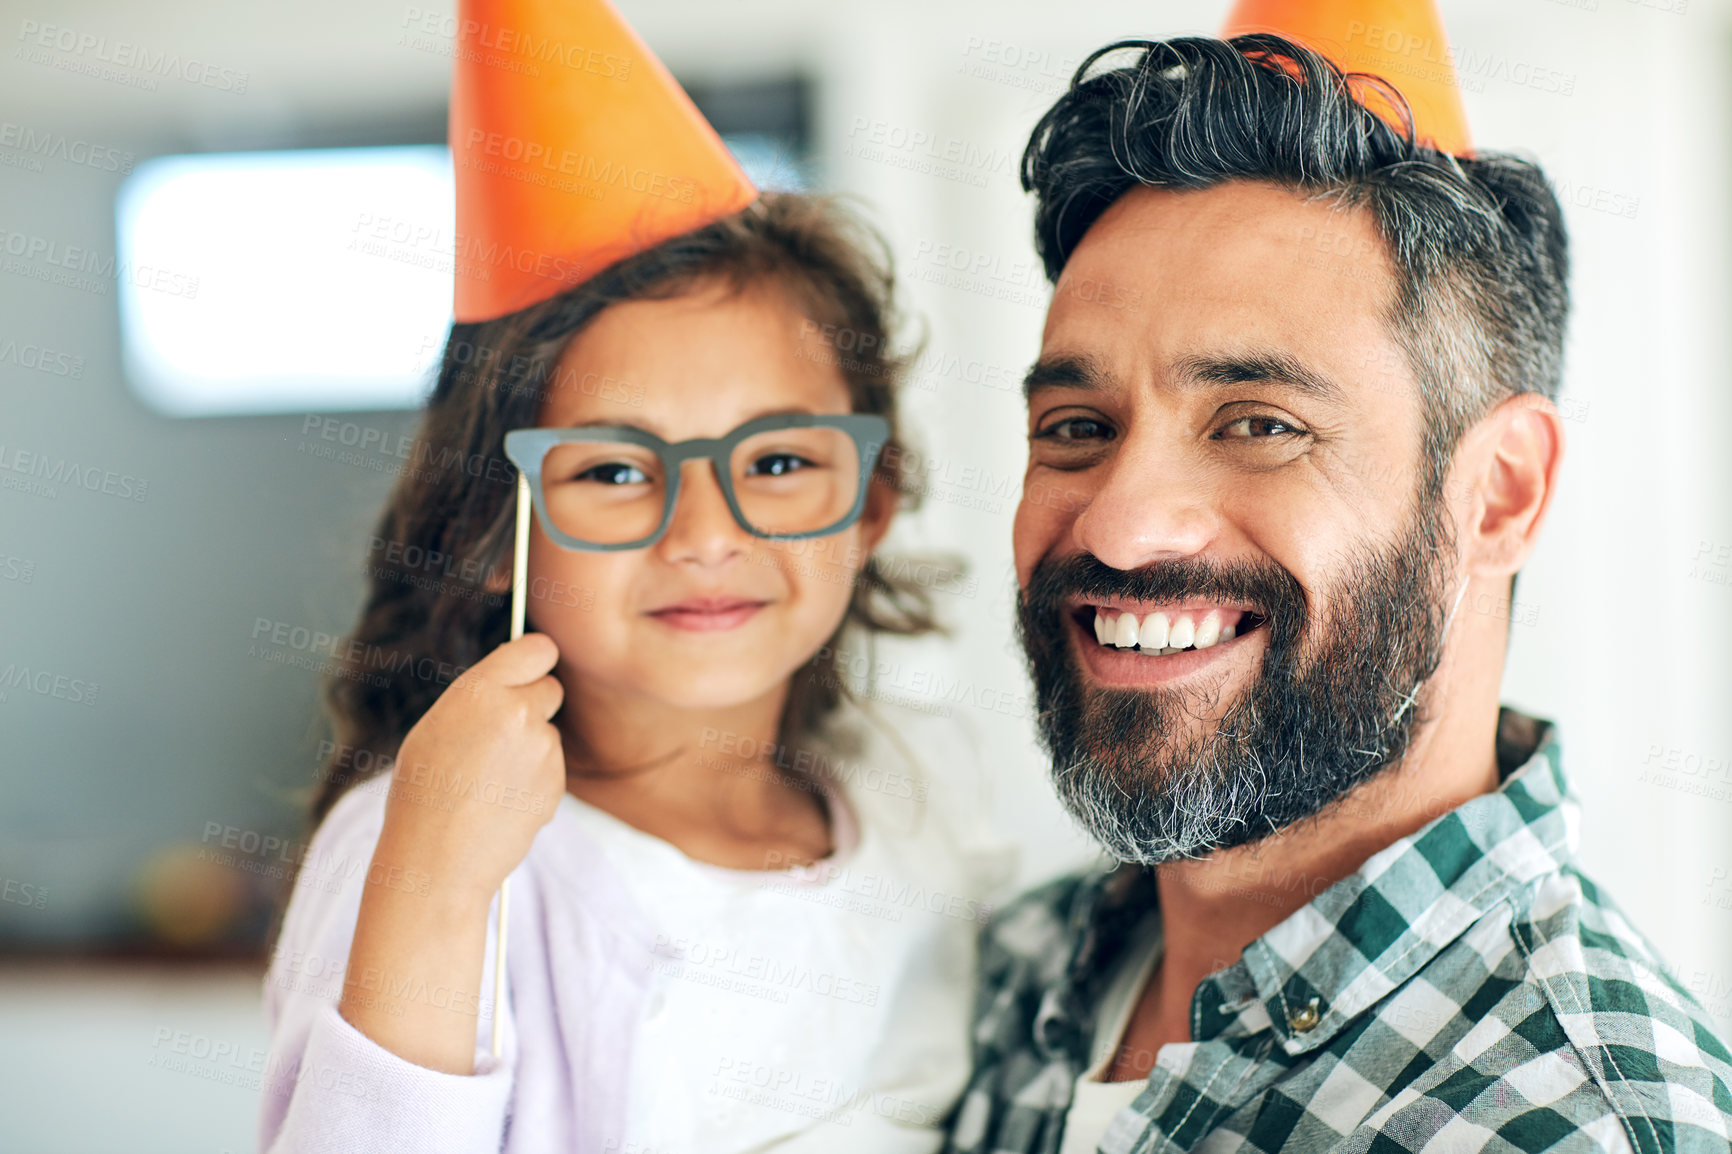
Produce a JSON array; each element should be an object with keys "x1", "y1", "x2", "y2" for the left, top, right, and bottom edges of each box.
[
  {"x1": 460, "y1": 632, "x2": 561, "y2": 691},
  {"x1": 522, "y1": 674, "x2": 566, "y2": 722}
]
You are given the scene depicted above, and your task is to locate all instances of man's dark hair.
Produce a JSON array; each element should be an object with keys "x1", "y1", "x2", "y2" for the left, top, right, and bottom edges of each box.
[{"x1": 1022, "y1": 34, "x2": 1570, "y2": 531}]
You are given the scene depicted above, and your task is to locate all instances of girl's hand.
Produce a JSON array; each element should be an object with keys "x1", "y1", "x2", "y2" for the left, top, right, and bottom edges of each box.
[
  {"x1": 379, "y1": 632, "x2": 567, "y2": 908},
  {"x1": 337, "y1": 634, "x2": 564, "y2": 1074}
]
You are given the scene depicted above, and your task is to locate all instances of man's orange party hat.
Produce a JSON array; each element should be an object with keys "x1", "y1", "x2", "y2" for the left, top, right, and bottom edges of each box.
[
  {"x1": 1221, "y1": 0, "x2": 1472, "y2": 156},
  {"x1": 450, "y1": 0, "x2": 759, "y2": 322}
]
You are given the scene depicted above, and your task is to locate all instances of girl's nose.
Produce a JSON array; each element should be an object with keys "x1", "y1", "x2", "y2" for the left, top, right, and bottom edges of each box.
[{"x1": 655, "y1": 459, "x2": 751, "y2": 567}]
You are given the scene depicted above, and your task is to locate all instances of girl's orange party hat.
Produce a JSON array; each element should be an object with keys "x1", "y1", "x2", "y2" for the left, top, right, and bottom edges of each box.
[{"x1": 450, "y1": 0, "x2": 759, "y2": 322}]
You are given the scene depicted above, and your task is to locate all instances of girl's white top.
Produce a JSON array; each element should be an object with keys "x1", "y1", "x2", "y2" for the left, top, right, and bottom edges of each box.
[{"x1": 258, "y1": 699, "x2": 1015, "y2": 1154}]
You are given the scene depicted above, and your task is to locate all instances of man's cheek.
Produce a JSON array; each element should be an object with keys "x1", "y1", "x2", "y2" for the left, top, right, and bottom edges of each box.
[{"x1": 1013, "y1": 486, "x2": 1071, "y2": 583}]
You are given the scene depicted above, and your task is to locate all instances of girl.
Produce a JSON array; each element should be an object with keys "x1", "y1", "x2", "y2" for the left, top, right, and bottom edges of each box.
[{"x1": 258, "y1": 193, "x2": 1009, "y2": 1153}]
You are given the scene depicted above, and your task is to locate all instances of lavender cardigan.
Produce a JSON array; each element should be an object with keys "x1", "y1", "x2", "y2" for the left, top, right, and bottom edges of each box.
[{"x1": 258, "y1": 703, "x2": 1013, "y2": 1153}]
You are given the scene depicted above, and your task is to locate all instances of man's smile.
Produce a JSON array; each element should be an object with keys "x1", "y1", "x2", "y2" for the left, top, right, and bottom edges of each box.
[{"x1": 1065, "y1": 601, "x2": 1272, "y2": 687}]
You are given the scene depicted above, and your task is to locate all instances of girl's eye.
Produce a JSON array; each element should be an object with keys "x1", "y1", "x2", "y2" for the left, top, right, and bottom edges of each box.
[
  {"x1": 1218, "y1": 415, "x2": 1302, "y2": 440},
  {"x1": 576, "y1": 462, "x2": 650, "y2": 485},
  {"x1": 746, "y1": 453, "x2": 814, "y2": 477},
  {"x1": 1033, "y1": 416, "x2": 1115, "y2": 442}
]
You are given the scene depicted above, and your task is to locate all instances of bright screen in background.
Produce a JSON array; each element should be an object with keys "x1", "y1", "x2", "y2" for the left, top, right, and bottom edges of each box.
[{"x1": 115, "y1": 138, "x2": 805, "y2": 417}]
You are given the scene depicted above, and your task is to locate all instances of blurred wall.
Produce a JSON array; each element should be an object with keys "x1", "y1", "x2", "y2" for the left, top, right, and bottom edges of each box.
[{"x1": 1, "y1": 0, "x2": 1728, "y2": 1025}]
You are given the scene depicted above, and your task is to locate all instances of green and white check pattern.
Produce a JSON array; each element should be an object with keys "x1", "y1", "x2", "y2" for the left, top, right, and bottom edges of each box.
[{"x1": 944, "y1": 708, "x2": 1732, "y2": 1153}]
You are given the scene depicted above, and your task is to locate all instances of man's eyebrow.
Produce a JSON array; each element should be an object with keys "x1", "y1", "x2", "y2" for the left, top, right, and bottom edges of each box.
[
  {"x1": 1172, "y1": 351, "x2": 1347, "y2": 406},
  {"x1": 1022, "y1": 355, "x2": 1109, "y2": 400}
]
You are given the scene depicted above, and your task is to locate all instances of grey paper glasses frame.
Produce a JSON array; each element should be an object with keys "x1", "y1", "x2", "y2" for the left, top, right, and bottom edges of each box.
[{"x1": 502, "y1": 413, "x2": 892, "y2": 552}]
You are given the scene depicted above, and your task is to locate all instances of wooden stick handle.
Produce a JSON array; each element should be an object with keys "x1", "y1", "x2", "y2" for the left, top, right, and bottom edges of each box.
[{"x1": 491, "y1": 472, "x2": 532, "y2": 1059}]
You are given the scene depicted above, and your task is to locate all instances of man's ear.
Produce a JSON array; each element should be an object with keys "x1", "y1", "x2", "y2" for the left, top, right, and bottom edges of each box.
[{"x1": 1459, "y1": 392, "x2": 1566, "y2": 579}]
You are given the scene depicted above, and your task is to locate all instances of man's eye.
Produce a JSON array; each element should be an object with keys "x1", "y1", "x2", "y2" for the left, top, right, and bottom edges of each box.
[
  {"x1": 1034, "y1": 417, "x2": 1115, "y2": 442},
  {"x1": 1218, "y1": 416, "x2": 1301, "y2": 439},
  {"x1": 576, "y1": 462, "x2": 650, "y2": 484}
]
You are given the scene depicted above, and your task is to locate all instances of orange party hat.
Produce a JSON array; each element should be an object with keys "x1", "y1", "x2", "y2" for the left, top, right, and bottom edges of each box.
[
  {"x1": 450, "y1": 0, "x2": 759, "y2": 322},
  {"x1": 1221, "y1": 0, "x2": 1472, "y2": 156}
]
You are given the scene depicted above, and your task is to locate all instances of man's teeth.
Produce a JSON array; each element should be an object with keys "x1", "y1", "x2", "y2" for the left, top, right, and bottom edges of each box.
[
  {"x1": 1168, "y1": 614, "x2": 1195, "y2": 649},
  {"x1": 1094, "y1": 609, "x2": 1239, "y2": 654},
  {"x1": 1194, "y1": 613, "x2": 1222, "y2": 648},
  {"x1": 1113, "y1": 612, "x2": 1138, "y2": 648},
  {"x1": 1141, "y1": 612, "x2": 1169, "y2": 649}
]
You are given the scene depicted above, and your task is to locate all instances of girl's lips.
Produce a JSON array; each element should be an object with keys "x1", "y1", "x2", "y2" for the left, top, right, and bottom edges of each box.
[{"x1": 646, "y1": 598, "x2": 768, "y2": 632}]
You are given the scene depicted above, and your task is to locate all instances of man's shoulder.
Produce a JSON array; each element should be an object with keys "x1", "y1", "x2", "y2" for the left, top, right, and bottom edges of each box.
[
  {"x1": 1361, "y1": 866, "x2": 1732, "y2": 1152},
  {"x1": 1507, "y1": 867, "x2": 1732, "y2": 1147}
]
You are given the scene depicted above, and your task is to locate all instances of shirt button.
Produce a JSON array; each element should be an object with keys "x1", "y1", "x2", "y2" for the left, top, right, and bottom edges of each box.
[{"x1": 1288, "y1": 997, "x2": 1321, "y2": 1033}]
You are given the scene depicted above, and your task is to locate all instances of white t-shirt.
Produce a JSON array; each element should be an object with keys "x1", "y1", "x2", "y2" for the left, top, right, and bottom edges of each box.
[
  {"x1": 564, "y1": 704, "x2": 1012, "y2": 1152},
  {"x1": 1058, "y1": 913, "x2": 1163, "y2": 1154}
]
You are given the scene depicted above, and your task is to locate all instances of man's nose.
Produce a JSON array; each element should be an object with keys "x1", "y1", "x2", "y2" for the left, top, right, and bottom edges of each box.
[
  {"x1": 657, "y1": 459, "x2": 751, "y2": 566},
  {"x1": 1068, "y1": 437, "x2": 1218, "y2": 570}
]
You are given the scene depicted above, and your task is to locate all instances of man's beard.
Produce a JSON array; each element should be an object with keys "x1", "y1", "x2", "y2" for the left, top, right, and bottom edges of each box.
[{"x1": 1015, "y1": 486, "x2": 1460, "y2": 864}]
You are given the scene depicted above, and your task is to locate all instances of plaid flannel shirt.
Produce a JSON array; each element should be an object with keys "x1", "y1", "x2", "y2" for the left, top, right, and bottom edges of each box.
[{"x1": 944, "y1": 707, "x2": 1732, "y2": 1153}]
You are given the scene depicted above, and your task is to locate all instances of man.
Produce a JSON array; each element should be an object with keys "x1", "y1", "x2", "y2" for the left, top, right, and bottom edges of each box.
[{"x1": 943, "y1": 16, "x2": 1732, "y2": 1154}]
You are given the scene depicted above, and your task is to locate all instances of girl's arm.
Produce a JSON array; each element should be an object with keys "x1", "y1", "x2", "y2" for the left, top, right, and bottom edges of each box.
[
  {"x1": 338, "y1": 826, "x2": 495, "y2": 1074},
  {"x1": 257, "y1": 784, "x2": 515, "y2": 1154},
  {"x1": 259, "y1": 633, "x2": 568, "y2": 1152}
]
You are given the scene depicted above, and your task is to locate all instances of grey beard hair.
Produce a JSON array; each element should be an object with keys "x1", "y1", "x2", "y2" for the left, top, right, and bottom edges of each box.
[
  {"x1": 1017, "y1": 485, "x2": 1459, "y2": 866},
  {"x1": 1051, "y1": 708, "x2": 1275, "y2": 864}
]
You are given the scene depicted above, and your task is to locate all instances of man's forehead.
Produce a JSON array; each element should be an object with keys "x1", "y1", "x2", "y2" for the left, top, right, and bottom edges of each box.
[
  {"x1": 1066, "y1": 179, "x2": 1384, "y2": 260},
  {"x1": 1053, "y1": 181, "x2": 1394, "y2": 306},
  {"x1": 1038, "y1": 181, "x2": 1406, "y2": 400}
]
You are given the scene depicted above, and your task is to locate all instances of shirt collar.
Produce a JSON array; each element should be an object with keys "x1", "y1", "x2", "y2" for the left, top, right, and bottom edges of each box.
[
  {"x1": 1043, "y1": 705, "x2": 1571, "y2": 1061},
  {"x1": 1230, "y1": 705, "x2": 1571, "y2": 1054}
]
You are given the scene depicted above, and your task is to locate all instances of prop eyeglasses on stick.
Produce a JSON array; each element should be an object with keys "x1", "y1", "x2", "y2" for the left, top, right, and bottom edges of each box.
[{"x1": 487, "y1": 413, "x2": 890, "y2": 1056}]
